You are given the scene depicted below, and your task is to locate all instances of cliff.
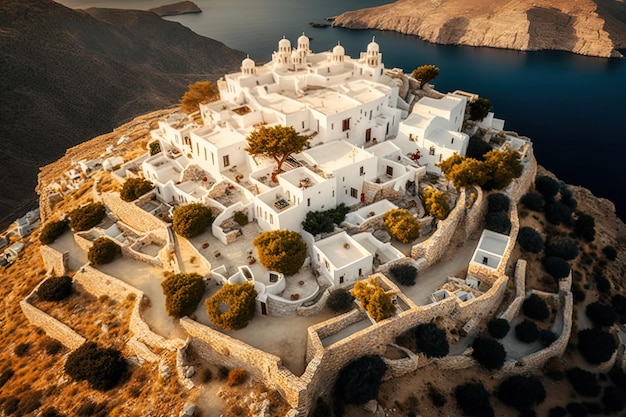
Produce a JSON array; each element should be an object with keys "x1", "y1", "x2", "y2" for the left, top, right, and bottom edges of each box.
[
  {"x1": 333, "y1": 0, "x2": 626, "y2": 58},
  {"x1": 0, "y1": 0, "x2": 245, "y2": 229},
  {"x1": 148, "y1": 1, "x2": 202, "y2": 17}
]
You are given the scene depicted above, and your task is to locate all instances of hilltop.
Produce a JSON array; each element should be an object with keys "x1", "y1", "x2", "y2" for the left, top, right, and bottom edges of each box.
[
  {"x1": 0, "y1": 0, "x2": 245, "y2": 229},
  {"x1": 333, "y1": 0, "x2": 626, "y2": 58}
]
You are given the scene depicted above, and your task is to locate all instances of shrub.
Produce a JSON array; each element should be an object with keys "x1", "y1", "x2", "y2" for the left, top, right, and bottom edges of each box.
[
  {"x1": 44, "y1": 339, "x2": 63, "y2": 355},
  {"x1": 471, "y1": 337, "x2": 506, "y2": 370},
  {"x1": 585, "y1": 302, "x2": 617, "y2": 327},
  {"x1": 466, "y1": 135, "x2": 493, "y2": 160},
  {"x1": 172, "y1": 203, "x2": 213, "y2": 238},
  {"x1": 602, "y1": 386, "x2": 625, "y2": 412},
  {"x1": 383, "y1": 208, "x2": 421, "y2": 243},
  {"x1": 574, "y1": 213, "x2": 595, "y2": 241},
  {"x1": 389, "y1": 264, "x2": 418, "y2": 286},
  {"x1": 538, "y1": 330, "x2": 557, "y2": 347},
  {"x1": 149, "y1": 141, "x2": 161, "y2": 156},
  {"x1": 455, "y1": 382, "x2": 494, "y2": 417},
  {"x1": 161, "y1": 273, "x2": 206, "y2": 318},
  {"x1": 353, "y1": 278, "x2": 396, "y2": 322},
  {"x1": 3, "y1": 396, "x2": 19, "y2": 414},
  {"x1": 522, "y1": 293, "x2": 549, "y2": 321},
  {"x1": 521, "y1": 192, "x2": 545, "y2": 211},
  {"x1": 40, "y1": 219, "x2": 69, "y2": 245},
  {"x1": 41, "y1": 407, "x2": 65, "y2": 417},
  {"x1": 120, "y1": 177, "x2": 153, "y2": 202},
  {"x1": 482, "y1": 150, "x2": 523, "y2": 190},
  {"x1": 497, "y1": 375, "x2": 546, "y2": 411},
  {"x1": 326, "y1": 288, "x2": 354, "y2": 313},
  {"x1": 14, "y1": 391, "x2": 42, "y2": 415},
  {"x1": 603, "y1": 245, "x2": 618, "y2": 261},
  {"x1": 611, "y1": 294, "x2": 626, "y2": 322},
  {"x1": 469, "y1": 97, "x2": 492, "y2": 121},
  {"x1": 485, "y1": 211, "x2": 511, "y2": 234},
  {"x1": 487, "y1": 318, "x2": 510, "y2": 339},
  {"x1": 515, "y1": 319, "x2": 539, "y2": 343},
  {"x1": 253, "y1": 230, "x2": 307, "y2": 275},
  {"x1": 413, "y1": 322, "x2": 449, "y2": 358},
  {"x1": 595, "y1": 275, "x2": 611, "y2": 293},
  {"x1": 422, "y1": 188, "x2": 450, "y2": 220},
  {"x1": 301, "y1": 210, "x2": 334, "y2": 235},
  {"x1": 517, "y1": 227, "x2": 544, "y2": 253},
  {"x1": 0, "y1": 368, "x2": 14, "y2": 388},
  {"x1": 581, "y1": 402, "x2": 602, "y2": 414},
  {"x1": 577, "y1": 328, "x2": 616, "y2": 364},
  {"x1": 206, "y1": 282, "x2": 257, "y2": 330},
  {"x1": 428, "y1": 385, "x2": 447, "y2": 407},
  {"x1": 545, "y1": 202, "x2": 573, "y2": 225},
  {"x1": 88, "y1": 237, "x2": 120, "y2": 265},
  {"x1": 334, "y1": 355, "x2": 387, "y2": 405},
  {"x1": 38, "y1": 275, "x2": 72, "y2": 301},
  {"x1": 65, "y1": 342, "x2": 127, "y2": 391},
  {"x1": 14, "y1": 342, "x2": 30, "y2": 357},
  {"x1": 545, "y1": 236, "x2": 579, "y2": 260},
  {"x1": 233, "y1": 210, "x2": 248, "y2": 226},
  {"x1": 227, "y1": 369, "x2": 247, "y2": 387},
  {"x1": 487, "y1": 193, "x2": 510, "y2": 213},
  {"x1": 565, "y1": 368, "x2": 601, "y2": 397},
  {"x1": 543, "y1": 256, "x2": 570, "y2": 279},
  {"x1": 535, "y1": 176, "x2": 560, "y2": 200},
  {"x1": 312, "y1": 397, "x2": 331, "y2": 417},
  {"x1": 329, "y1": 203, "x2": 350, "y2": 225},
  {"x1": 69, "y1": 202, "x2": 106, "y2": 231}
]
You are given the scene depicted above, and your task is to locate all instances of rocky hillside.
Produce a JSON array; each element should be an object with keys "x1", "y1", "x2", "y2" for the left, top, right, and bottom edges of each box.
[
  {"x1": 333, "y1": 0, "x2": 626, "y2": 58},
  {"x1": 0, "y1": 0, "x2": 245, "y2": 229}
]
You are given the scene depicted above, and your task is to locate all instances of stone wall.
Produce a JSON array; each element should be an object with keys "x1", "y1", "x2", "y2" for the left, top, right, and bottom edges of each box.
[
  {"x1": 464, "y1": 187, "x2": 486, "y2": 239},
  {"x1": 499, "y1": 260, "x2": 527, "y2": 322},
  {"x1": 101, "y1": 192, "x2": 165, "y2": 232},
  {"x1": 296, "y1": 288, "x2": 330, "y2": 317},
  {"x1": 506, "y1": 152, "x2": 538, "y2": 203},
  {"x1": 40, "y1": 244, "x2": 68, "y2": 276}
]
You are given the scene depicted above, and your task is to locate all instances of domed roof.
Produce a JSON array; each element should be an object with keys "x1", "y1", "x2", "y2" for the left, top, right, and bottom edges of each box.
[
  {"x1": 367, "y1": 36, "x2": 379, "y2": 53},
  {"x1": 242, "y1": 55, "x2": 255, "y2": 68},
  {"x1": 298, "y1": 32, "x2": 309, "y2": 45},
  {"x1": 333, "y1": 41, "x2": 345, "y2": 56},
  {"x1": 278, "y1": 36, "x2": 291, "y2": 48}
]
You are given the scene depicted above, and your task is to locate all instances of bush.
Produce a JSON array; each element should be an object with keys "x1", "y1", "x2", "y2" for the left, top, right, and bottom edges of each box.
[
  {"x1": 585, "y1": 302, "x2": 617, "y2": 327},
  {"x1": 522, "y1": 293, "x2": 549, "y2": 321},
  {"x1": 69, "y1": 202, "x2": 106, "y2": 232},
  {"x1": 574, "y1": 214, "x2": 595, "y2": 241},
  {"x1": 469, "y1": 97, "x2": 492, "y2": 121},
  {"x1": 227, "y1": 369, "x2": 247, "y2": 387},
  {"x1": 39, "y1": 219, "x2": 69, "y2": 245},
  {"x1": 253, "y1": 230, "x2": 307, "y2": 275},
  {"x1": 353, "y1": 279, "x2": 396, "y2": 322},
  {"x1": 65, "y1": 342, "x2": 127, "y2": 391},
  {"x1": 535, "y1": 176, "x2": 560, "y2": 200},
  {"x1": 517, "y1": 227, "x2": 544, "y2": 253},
  {"x1": 233, "y1": 210, "x2": 248, "y2": 226},
  {"x1": 312, "y1": 397, "x2": 331, "y2": 417},
  {"x1": 76, "y1": 400, "x2": 108, "y2": 416},
  {"x1": 14, "y1": 342, "x2": 30, "y2": 357},
  {"x1": 413, "y1": 322, "x2": 449, "y2": 358},
  {"x1": 487, "y1": 193, "x2": 510, "y2": 213},
  {"x1": 383, "y1": 208, "x2": 421, "y2": 243},
  {"x1": 422, "y1": 188, "x2": 450, "y2": 220},
  {"x1": 482, "y1": 150, "x2": 523, "y2": 190},
  {"x1": 301, "y1": 204, "x2": 350, "y2": 235},
  {"x1": 389, "y1": 264, "x2": 418, "y2": 286},
  {"x1": 44, "y1": 339, "x2": 63, "y2": 355},
  {"x1": 543, "y1": 256, "x2": 570, "y2": 279},
  {"x1": 0, "y1": 368, "x2": 14, "y2": 388},
  {"x1": 466, "y1": 135, "x2": 493, "y2": 160},
  {"x1": 206, "y1": 282, "x2": 257, "y2": 330},
  {"x1": 161, "y1": 273, "x2": 206, "y2": 318},
  {"x1": 545, "y1": 236, "x2": 579, "y2": 260},
  {"x1": 329, "y1": 203, "x2": 350, "y2": 225},
  {"x1": 545, "y1": 202, "x2": 573, "y2": 225},
  {"x1": 13, "y1": 391, "x2": 42, "y2": 415},
  {"x1": 485, "y1": 211, "x2": 511, "y2": 234},
  {"x1": 565, "y1": 368, "x2": 601, "y2": 397},
  {"x1": 595, "y1": 275, "x2": 611, "y2": 293},
  {"x1": 88, "y1": 237, "x2": 120, "y2": 265},
  {"x1": 428, "y1": 385, "x2": 447, "y2": 407},
  {"x1": 120, "y1": 177, "x2": 153, "y2": 202},
  {"x1": 538, "y1": 330, "x2": 557, "y2": 347},
  {"x1": 471, "y1": 337, "x2": 506, "y2": 370},
  {"x1": 577, "y1": 328, "x2": 616, "y2": 364},
  {"x1": 455, "y1": 382, "x2": 494, "y2": 417},
  {"x1": 149, "y1": 141, "x2": 161, "y2": 156},
  {"x1": 487, "y1": 318, "x2": 510, "y2": 339},
  {"x1": 515, "y1": 319, "x2": 539, "y2": 343},
  {"x1": 172, "y1": 203, "x2": 213, "y2": 238},
  {"x1": 334, "y1": 355, "x2": 387, "y2": 405},
  {"x1": 611, "y1": 294, "x2": 626, "y2": 322},
  {"x1": 37, "y1": 275, "x2": 72, "y2": 301},
  {"x1": 602, "y1": 386, "x2": 625, "y2": 412},
  {"x1": 521, "y1": 192, "x2": 545, "y2": 211},
  {"x1": 326, "y1": 288, "x2": 354, "y2": 313},
  {"x1": 497, "y1": 375, "x2": 546, "y2": 411},
  {"x1": 41, "y1": 407, "x2": 65, "y2": 417},
  {"x1": 603, "y1": 245, "x2": 618, "y2": 261}
]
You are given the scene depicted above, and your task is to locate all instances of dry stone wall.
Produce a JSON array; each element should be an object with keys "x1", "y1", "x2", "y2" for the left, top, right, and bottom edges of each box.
[
  {"x1": 40, "y1": 244, "x2": 68, "y2": 276},
  {"x1": 499, "y1": 260, "x2": 527, "y2": 322},
  {"x1": 464, "y1": 187, "x2": 486, "y2": 239},
  {"x1": 101, "y1": 192, "x2": 165, "y2": 232}
]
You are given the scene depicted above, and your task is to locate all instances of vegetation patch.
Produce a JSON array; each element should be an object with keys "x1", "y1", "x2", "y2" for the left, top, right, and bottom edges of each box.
[
  {"x1": 206, "y1": 282, "x2": 257, "y2": 330},
  {"x1": 65, "y1": 342, "x2": 127, "y2": 391},
  {"x1": 69, "y1": 202, "x2": 106, "y2": 232},
  {"x1": 253, "y1": 230, "x2": 307, "y2": 275},
  {"x1": 38, "y1": 275, "x2": 73, "y2": 301},
  {"x1": 161, "y1": 273, "x2": 206, "y2": 318},
  {"x1": 172, "y1": 203, "x2": 214, "y2": 238}
]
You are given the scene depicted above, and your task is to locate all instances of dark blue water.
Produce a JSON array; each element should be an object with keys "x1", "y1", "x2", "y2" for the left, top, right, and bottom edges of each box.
[{"x1": 60, "y1": 0, "x2": 626, "y2": 220}]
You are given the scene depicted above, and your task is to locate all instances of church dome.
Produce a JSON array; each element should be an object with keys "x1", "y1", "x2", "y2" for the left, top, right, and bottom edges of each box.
[
  {"x1": 242, "y1": 55, "x2": 255, "y2": 69},
  {"x1": 367, "y1": 37, "x2": 379, "y2": 53},
  {"x1": 278, "y1": 36, "x2": 291, "y2": 49},
  {"x1": 298, "y1": 33, "x2": 309, "y2": 46},
  {"x1": 332, "y1": 41, "x2": 345, "y2": 56}
]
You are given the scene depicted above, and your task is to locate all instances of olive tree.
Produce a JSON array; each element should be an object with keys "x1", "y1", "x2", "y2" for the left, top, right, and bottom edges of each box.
[
  {"x1": 120, "y1": 178, "x2": 153, "y2": 202},
  {"x1": 172, "y1": 203, "x2": 213, "y2": 238},
  {"x1": 383, "y1": 208, "x2": 421, "y2": 243},
  {"x1": 206, "y1": 282, "x2": 257, "y2": 330},
  {"x1": 353, "y1": 278, "x2": 396, "y2": 322},
  {"x1": 253, "y1": 230, "x2": 307, "y2": 275},
  {"x1": 411, "y1": 65, "x2": 440, "y2": 89},
  {"x1": 161, "y1": 273, "x2": 206, "y2": 318},
  {"x1": 69, "y1": 202, "x2": 106, "y2": 232},
  {"x1": 469, "y1": 97, "x2": 492, "y2": 121},
  {"x1": 422, "y1": 188, "x2": 450, "y2": 220}
]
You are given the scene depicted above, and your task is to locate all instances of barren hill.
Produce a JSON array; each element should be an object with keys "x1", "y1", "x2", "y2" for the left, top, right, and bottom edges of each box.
[
  {"x1": 0, "y1": 0, "x2": 245, "y2": 229},
  {"x1": 333, "y1": 0, "x2": 626, "y2": 58}
]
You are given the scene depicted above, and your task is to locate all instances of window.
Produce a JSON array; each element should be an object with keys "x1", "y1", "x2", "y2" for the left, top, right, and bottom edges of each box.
[
  {"x1": 366, "y1": 128, "x2": 371, "y2": 142},
  {"x1": 223, "y1": 155, "x2": 230, "y2": 167},
  {"x1": 429, "y1": 146, "x2": 435, "y2": 156},
  {"x1": 270, "y1": 214, "x2": 273, "y2": 224},
  {"x1": 332, "y1": 190, "x2": 335, "y2": 197},
  {"x1": 204, "y1": 148, "x2": 207, "y2": 160},
  {"x1": 369, "y1": 110, "x2": 372, "y2": 120},
  {"x1": 211, "y1": 153, "x2": 215, "y2": 164},
  {"x1": 331, "y1": 123, "x2": 334, "y2": 130},
  {"x1": 342, "y1": 118, "x2": 350, "y2": 132},
  {"x1": 302, "y1": 121, "x2": 305, "y2": 129},
  {"x1": 307, "y1": 198, "x2": 311, "y2": 207},
  {"x1": 451, "y1": 138, "x2": 454, "y2": 145},
  {"x1": 339, "y1": 276, "x2": 344, "y2": 284},
  {"x1": 350, "y1": 188, "x2": 358, "y2": 199},
  {"x1": 386, "y1": 166, "x2": 393, "y2": 177},
  {"x1": 359, "y1": 166, "x2": 364, "y2": 176},
  {"x1": 325, "y1": 259, "x2": 330, "y2": 270},
  {"x1": 409, "y1": 133, "x2": 413, "y2": 141}
]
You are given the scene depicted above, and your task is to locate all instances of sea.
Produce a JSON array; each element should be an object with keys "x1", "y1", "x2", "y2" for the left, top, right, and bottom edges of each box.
[{"x1": 59, "y1": 0, "x2": 626, "y2": 221}]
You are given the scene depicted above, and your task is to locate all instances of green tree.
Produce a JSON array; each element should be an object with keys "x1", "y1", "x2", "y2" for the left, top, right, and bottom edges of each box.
[
  {"x1": 64, "y1": 342, "x2": 127, "y2": 391},
  {"x1": 206, "y1": 282, "x2": 257, "y2": 330},
  {"x1": 422, "y1": 188, "x2": 450, "y2": 220},
  {"x1": 172, "y1": 203, "x2": 213, "y2": 238},
  {"x1": 472, "y1": 337, "x2": 506, "y2": 370},
  {"x1": 245, "y1": 125, "x2": 309, "y2": 182},
  {"x1": 38, "y1": 276, "x2": 72, "y2": 301},
  {"x1": 88, "y1": 237, "x2": 120, "y2": 265},
  {"x1": 180, "y1": 80, "x2": 219, "y2": 114},
  {"x1": 469, "y1": 97, "x2": 492, "y2": 121},
  {"x1": 253, "y1": 230, "x2": 307, "y2": 275},
  {"x1": 161, "y1": 273, "x2": 206, "y2": 318},
  {"x1": 39, "y1": 219, "x2": 69, "y2": 245},
  {"x1": 439, "y1": 157, "x2": 491, "y2": 189},
  {"x1": 413, "y1": 322, "x2": 449, "y2": 358},
  {"x1": 455, "y1": 382, "x2": 494, "y2": 417},
  {"x1": 411, "y1": 65, "x2": 440, "y2": 89},
  {"x1": 301, "y1": 210, "x2": 334, "y2": 235},
  {"x1": 497, "y1": 375, "x2": 546, "y2": 411},
  {"x1": 483, "y1": 150, "x2": 523, "y2": 190},
  {"x1": 149, "y1": 141, "x2": 161, "y2": 156},
  {"x1": 383, "y1": 208, "x2": 421, "y2": 243},
  {"x1": 120, "y1": 177, "x2": 153, "y2": 202},
  {"x1": 334, "y1": 355, "x2": 387, "y2": 407},
  {"x1": 353, "y1": 278, "x2": 396, "y2": 322},
  {"x1": 69, "y1": 202, "x2": 106, "y2": 232}
]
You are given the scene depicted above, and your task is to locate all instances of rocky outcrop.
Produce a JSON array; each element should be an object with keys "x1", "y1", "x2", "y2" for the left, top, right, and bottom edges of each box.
[
  {"x1": 149, "y1": 1, "x2": 201, "y2": 17},
  {"x1": 333, "y1": 0, "x2": 626, "y2": 58}
]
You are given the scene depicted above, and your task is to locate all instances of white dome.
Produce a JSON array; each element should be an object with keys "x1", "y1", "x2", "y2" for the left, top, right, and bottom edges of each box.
[
  {"x1": 333, "y1": 41, "x2": 345, "y2": 56},
  {"x1": 278, "y1": 37, "x2": 291, "y2": 49},
  {"x1": 367, "y1": 37, "x2": 379, "y2": 53},
  {"x1": 298, "y1": 33, "x2": 309, "y2": 46},
  {"x1": 242, "y1": 55, "x2": 255, "y2": 68}
]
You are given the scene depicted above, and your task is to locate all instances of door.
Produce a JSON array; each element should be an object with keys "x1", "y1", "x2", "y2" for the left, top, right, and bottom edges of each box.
[
  {"x1": 365, "y1": 128, "x2": 372, "y2": 142},
  {"x1": 261, "y1": 302, "x2": 267, "y2": 315}
]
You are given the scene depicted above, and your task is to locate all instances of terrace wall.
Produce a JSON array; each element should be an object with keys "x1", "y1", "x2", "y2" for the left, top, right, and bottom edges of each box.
[{"x1": 40, "y1": 244, "x2": 68, "y2": 276}]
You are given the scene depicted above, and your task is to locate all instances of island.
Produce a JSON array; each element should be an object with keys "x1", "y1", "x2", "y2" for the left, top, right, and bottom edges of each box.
[{"x1": 148, "y1": 1, "x2": 202, "y2": 17}]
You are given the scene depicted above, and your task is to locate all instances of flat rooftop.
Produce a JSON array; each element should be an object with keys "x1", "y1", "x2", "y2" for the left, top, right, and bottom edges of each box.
[
  {"x1": 258, "y1": 93, "x2": 306, "y2": 115},
  {"x1": 315, "y1": 232, "x2": 371, "y2": 269},
  {"x1": 193, "y1": 126, "x2": 246, "y2": 149},
  {"x1": 299, "y1": 89, "x2": 360, "y2": 115},
  {"x1": 416, "y1": 95, "x2": 463, "y2": 113},
  {"x1": 303, "y1": 140, "x2": 371, "y2": 173}
]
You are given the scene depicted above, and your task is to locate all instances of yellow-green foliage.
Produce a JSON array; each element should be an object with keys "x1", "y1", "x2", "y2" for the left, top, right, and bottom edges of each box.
[
  {"x1": 383, "y1": 208, "x2": 421, "y2": 243},
  {"x1": 172, "y1": 203, "x2": 213, "y2": 238},
  {"x1": 411, "y1": 65, "x2": 440, "y2": 88},
  {"x1": 120, "y1": 177, "x2": 153, "y2": 202},
  {"x1": 437, "y1": 150, "x2": 522, "y2": 191},
  {"x1": 69, "y1": 202, "x2": 106, "y2": 232},
  {"x1": 482, "y1": 150, "x2": 523, "y2": 190},
  {"x1": 87, "y1": 237, "x2": 120, "y2": 265},
  {"x1": 180, "y1": 80, "x2": 219, "y2": 114},
  {"x1": 352, "y1": 279, "x2": 396, "y2": 322},
  {"x1": 245, "y1": 125, "x2": 309, "y2": 180},
  {"x1": 206, "y1": 282, "x2": 257, "y2": 330},
  {"x1": 161, "y1": 273, "x2": 206, "y2": 318},
  {"x1": 422, "y1": 188, "x2": 450, "y2": 220},
  {"x1": 253, "y1": 230, "x2": 307, "y2": 275}
]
